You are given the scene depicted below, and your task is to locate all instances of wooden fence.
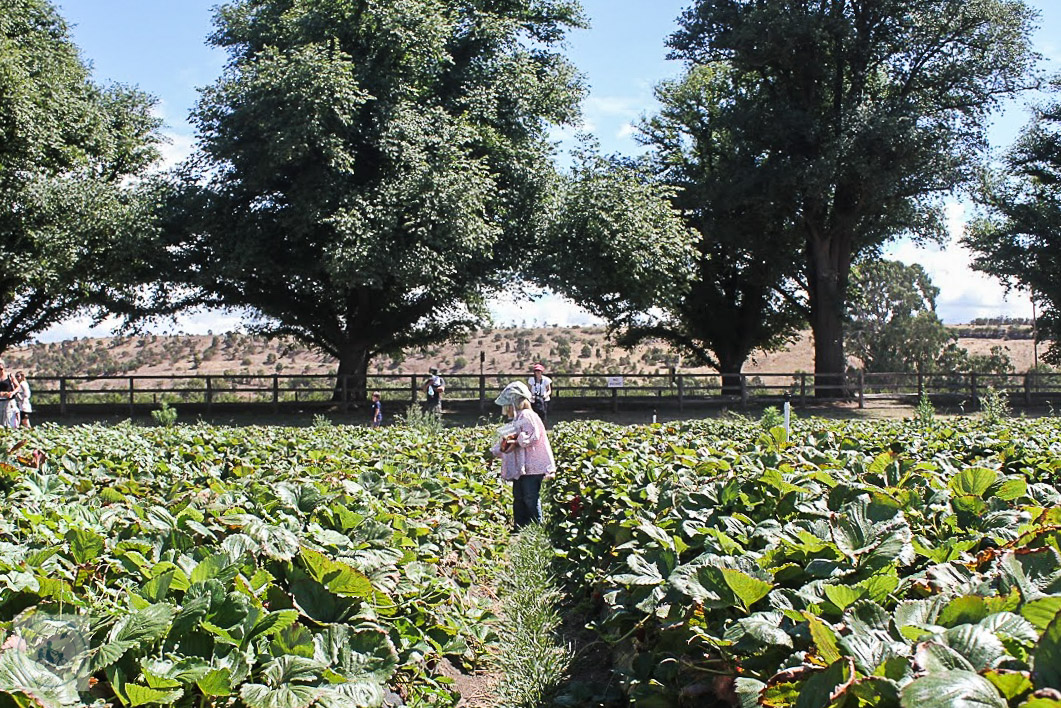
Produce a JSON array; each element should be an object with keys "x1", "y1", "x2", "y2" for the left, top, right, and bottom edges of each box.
[{"x1": 21, "y1": 370, "x2": 1061, "y2": 417}]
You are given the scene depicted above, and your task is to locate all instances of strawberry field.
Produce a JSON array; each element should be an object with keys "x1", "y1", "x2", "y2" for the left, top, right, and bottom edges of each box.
[
  {"x1": 547, "y1": 418, "x2": 1061, "y2": 707},
  {"x1": 0, "y1": 416, "x2": 1060, "y2": 708},
  {"x1": 0, "y1": 424, "x2": 508, "y2": 707}
]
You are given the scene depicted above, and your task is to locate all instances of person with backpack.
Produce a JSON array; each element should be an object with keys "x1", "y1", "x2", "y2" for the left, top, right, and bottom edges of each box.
[{"x1": 422, "y1": 367, "x2": 445, "y2": 415}]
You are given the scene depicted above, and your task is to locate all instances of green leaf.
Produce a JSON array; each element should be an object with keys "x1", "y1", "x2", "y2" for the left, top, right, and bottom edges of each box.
[
  {"x1": 239, "y1": 683, "x2": 322, "y2": 708},
  {"x1": 824, "y1": 584, "x2": 864, "y2": 611},
  {"x1": 943, "y1": 625, "x2": 1006, "y2": 671},
  {"x1": 1033, "y1": 608, "x2": 1061, "y2": 690},
  {"x1": 940, "y1": 596, "x2": 991, "y2": 627},
  {"x1": 949, "y1": 467, "x2": 998, "y2": 498},
  {"x1": 981, "y1": 670, "x2": 1033, "y2": 701},
  {"x1": 0, "y1": 650, "x2": 79, "y2": 707},
  {"x1": 797, "y1": 660, "x2": 851, "y2": 708},
  {"x1": 720, "y1": 569, "x2": 772, "y2": 610},
  {"x1": 736, "y1": 612, "x2": 792, "y2": 648},
  {"x1": 299, "y1": 547, "x2": 375, "y2": 598},
  {"x1": 196, "y1": 669, "x2": 233, "y2": 697},
  {"x1": 65, "y1": 528, "x2": 105, "y2": 565},
  {"x1": 190, "y1": 553, "x2": 240, "y2": 585},
  {"x1": 1022, "y1": 597, "x2": 1061, "y2": 630},
  {"x1": 804, "y1": 612, "x2": 842, "y2": 664},
  {"x1": 124, "y1": 684, "x2": 183, "y2": 706},
  {"x1": 110, "y1": 604, "x2": 175, "y2": 645},
  {"x1": 900, "y1": 670, "x2": 1006, "y2": 708}
]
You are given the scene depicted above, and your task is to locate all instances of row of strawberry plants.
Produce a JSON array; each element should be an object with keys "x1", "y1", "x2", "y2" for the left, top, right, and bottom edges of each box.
[
  {"x1": 546, "y1": 418, "x2": 1061, "y2": 707},
  {"x1": 0, "y1": 422, "x2": 511, "y2": 708}
]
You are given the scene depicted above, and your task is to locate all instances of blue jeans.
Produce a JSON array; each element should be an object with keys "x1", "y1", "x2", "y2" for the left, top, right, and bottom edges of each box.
[{"x1": 512, "y1": 474, "x2": 544, "y2": 528}]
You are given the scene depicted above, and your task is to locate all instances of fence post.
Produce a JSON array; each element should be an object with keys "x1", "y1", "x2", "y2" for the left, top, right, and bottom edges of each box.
[
  {"x1": 206, "y1": 375, "x2": 213, "y2": 412},
  {"x1": 1024, "y1": 371, "x2": 1032, "y2": 407},
  {"x1": 410, "y1": 375, "x2": 418, "y2": 405},
  {"x1": 740, "y1": 374, "x2": 748, "y2": 408},
  {"x1": 611, "y1": 387, "x2": 619, "y2": 414},
  {"x1": 273, "y1": 375, "x2": 279, "y2": 413},
  {"x1": 970, "y1": 372, "x2": 978, "y2": 409},
  {"x1": 479, "y1": 374, "x2": 486, "y2": 412},
  {"x1": 677, "y1": 374, "x2": 684, "y2": 413},
  {"x1": 60, "y1": 377, "x2": 67, "y2": 417},
  {"x1": 800, "y1": 373, "x2": 807, "y2": 407},
  {"x1": 858, "y1": 370, "x2": 865, "y2": 409},
  {"x1": 129, "y1": 377, "x2": 135, "y2": 417},
  {"x1": 342, "y1": 375, "x2": 349, "y2": 414}
]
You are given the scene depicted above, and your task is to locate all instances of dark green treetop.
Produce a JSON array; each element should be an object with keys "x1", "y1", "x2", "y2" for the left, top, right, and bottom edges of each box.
[
  {"x1": 153, "y1": 0, "x2": 586, "y2": 397},
  {"x1": 669, "y1": 0, "x2": 1039, "y2": 388}
]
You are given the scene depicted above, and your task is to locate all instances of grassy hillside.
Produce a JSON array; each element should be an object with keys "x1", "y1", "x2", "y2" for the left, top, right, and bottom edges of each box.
[{"x1": 1, "y1": 324, "x2": 1044, "y2": 379}]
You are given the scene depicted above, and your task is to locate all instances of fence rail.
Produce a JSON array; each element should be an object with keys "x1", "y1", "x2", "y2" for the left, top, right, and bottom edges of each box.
[{"x1": 20, "y1": 370, "x2": 1061, "y2": 417}]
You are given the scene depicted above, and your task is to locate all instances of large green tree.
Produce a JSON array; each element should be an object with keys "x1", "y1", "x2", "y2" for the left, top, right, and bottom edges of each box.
[
  {"x1": 669, "y1": 0, "x2": 1038, "y2": 394},
  {"x1": 543, "y1": 65, "x2": 805, "y2": 394},
  {"x1": 0, "y1": 0, "x2": 161, "y2": 352},
  {"x1": 155, "y1": 0, "x2": 585, "y2": 399},
  {"x1": 966, "y1": 76, "x2": 1061, "y2": 364}
]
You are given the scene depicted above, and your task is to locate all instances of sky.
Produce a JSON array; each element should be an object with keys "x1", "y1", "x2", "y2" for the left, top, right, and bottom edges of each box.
[{"x1": 46, "y1": 0, "x2": 1061, "y2": 340}]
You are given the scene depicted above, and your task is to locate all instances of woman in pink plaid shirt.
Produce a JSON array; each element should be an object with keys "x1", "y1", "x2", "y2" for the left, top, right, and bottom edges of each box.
[{"x1": 489, "y1": 381, "x2": 556, "y2": 529}]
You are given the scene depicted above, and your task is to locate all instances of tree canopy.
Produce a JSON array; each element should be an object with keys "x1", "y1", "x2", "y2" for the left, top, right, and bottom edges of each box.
[
  {"x1": 669, "y1": 0, "x2": 1038, "y2": 392},
  {"x1": 542, "y1": 64, "x2": 805, "y2": 392},
  {"x1": 966, "y1": 75, "x2": 1061, "y2": 365},
  {"x1": 846, "y1": 259, "x2": 951, "y2": 373},
  {"x1": 0, "y1": 0, "x2": 161, "y2": 352},
  {"x1": 152, "y1": 0, "x2": 586, "y2": 398}
]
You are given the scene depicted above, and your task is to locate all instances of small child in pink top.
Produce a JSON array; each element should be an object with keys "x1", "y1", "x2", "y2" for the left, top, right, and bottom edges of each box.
[{"x1": 489, "y1": 381, "x2": 556, "y2": 529}]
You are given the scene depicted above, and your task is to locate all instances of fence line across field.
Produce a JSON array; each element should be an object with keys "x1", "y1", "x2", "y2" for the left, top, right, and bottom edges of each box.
[{"x1": 21, "y1": 370, "x2": 1061, "y2": 416}]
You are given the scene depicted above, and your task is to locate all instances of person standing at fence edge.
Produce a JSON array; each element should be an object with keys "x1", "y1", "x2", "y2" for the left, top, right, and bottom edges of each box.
[
  {"x1": 527, "y1": 363, "x2": 552, "y2": 425},
  {"x1": 422, "y1": 367, "x2": 445, "y2": 415},
  {"x1": 14, "y1": 371, "x2": 30, "y2": 428},
  {"x1": 489, "y1": 381, "x2": 556, "y2": 530},
  {"x1": 0, "y1": 362, "x2": 17, "y2": 428},
  {"x1": 370, "y1": 391, "x2": 382, "y2": 427}
]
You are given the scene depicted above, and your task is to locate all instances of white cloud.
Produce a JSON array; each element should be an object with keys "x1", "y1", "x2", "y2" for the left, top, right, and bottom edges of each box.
[
  {"x1": 488, "y1": 288, "x2": 602, "y2": 327},
  {"x1": 616, "y1": 122, "x2": 637, "y2": 140},
  {"x1": 156, "y1": 130, "x2": 196, "y2": 170},
  {"x1": 886, "y1": 202, "x2": 1033, "y2": 324}
]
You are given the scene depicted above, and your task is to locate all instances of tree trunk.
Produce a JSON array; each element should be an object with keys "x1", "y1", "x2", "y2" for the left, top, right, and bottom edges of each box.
[
  {"x1": 332, "y1": 342, "x2": 370, "y2": 404},
  {"x1": 717, "y1": 351, "x2": 746, "y2": 397},
  {"x1": 807, "y1": 234, "x2": 851, "y2": 398}
]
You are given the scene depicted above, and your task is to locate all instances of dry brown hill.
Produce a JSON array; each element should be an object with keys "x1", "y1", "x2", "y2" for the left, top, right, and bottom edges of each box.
[{"x1": 1, "y1": 325, "x2": 1044, "y2": 380}]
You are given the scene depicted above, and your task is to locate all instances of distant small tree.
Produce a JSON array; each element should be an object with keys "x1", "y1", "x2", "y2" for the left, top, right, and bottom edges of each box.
[{"x1": 846, "y1": 260, "x2": 951, "y2": 373}]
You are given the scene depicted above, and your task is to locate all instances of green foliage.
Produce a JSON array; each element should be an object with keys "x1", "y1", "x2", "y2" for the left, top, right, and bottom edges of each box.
[
  {"x1": 150, "y1": 400, "x2": 178, "y2": 427},
  {"x1": 847, "y1": 260, "x2": 954, "y2": 373},
  {"x1": 546, "y1": 416, "x2": 1061, "y2": 705},
  {"x1": 669, "y1": 0, "x2": 1038, "y2": 379},
  {"x1": 979, "y1": 386, "x2": 1011, "y2": 424},
  {"x1": 311, "y1": 414, "x2": 331, "y2": 428},
  {"x1": 916, "y1": 393, "x2": 936, "y2": 428},
  {"x1": 0, "y1": 0, "x2": 162, "y2": 351},
  {"x1": 760, "y1": 406, "x2": 784, "y2": 431},
  {"x1": 150, "y1": 0, "x2": 586, "y2": 400},
  {"x1": 0, "y1": 423, "x2": 510, "y2": 706},
  {"x1": 396, "y1": 404, "x2": 444, "y2": 435},
  {"x1": 539, "y1": 150, "x2": 696, "y2": 333},
  {"x1": 968, "y1": 75, "x2": 1061, "y2": 366},
  {"x1": 493, "y1": 526, "x2": 571, "y2": 707}
]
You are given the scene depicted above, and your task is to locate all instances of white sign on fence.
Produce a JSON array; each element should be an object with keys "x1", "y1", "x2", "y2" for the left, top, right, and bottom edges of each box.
[{"x1": 606, "y1": 376, "x2": 624, "y2": 388}]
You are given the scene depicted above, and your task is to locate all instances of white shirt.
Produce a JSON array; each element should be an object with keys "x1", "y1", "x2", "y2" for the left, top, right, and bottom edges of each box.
[{"x1": 527, "y1": 375, "x2": 551, "y2": 401}]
